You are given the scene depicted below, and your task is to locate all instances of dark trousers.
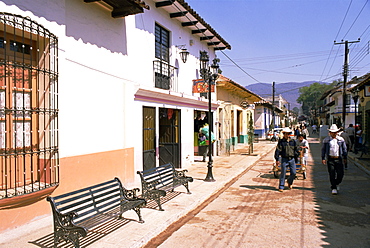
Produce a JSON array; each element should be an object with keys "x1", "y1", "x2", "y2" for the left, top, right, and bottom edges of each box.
[
  {"x1": 327, "y1": 158, "x2": 344, "y2": 189},
  {"x1": 199, "y1": 146, "x2": 209, "y2": 162},
  {"x1": 349, "y1": 135, "x2": 355, "y2": 150}
]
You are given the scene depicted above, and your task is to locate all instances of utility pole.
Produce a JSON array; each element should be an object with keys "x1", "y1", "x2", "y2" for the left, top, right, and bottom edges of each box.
[
  {"x1": 334, "y1": 39, "x2": 360, "y2": 127},
  {"x1": 272, "y1": 82, "x2": 275, "y2": 128},
  {"x1": 288, "y1": 102, "x2": 290, "y2": 127}
]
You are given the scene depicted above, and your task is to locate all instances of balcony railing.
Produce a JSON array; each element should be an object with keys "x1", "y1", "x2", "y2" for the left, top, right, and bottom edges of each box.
[
  {"x1": 334, "y1": 104, "x2": 357, "y2": 113},
  {"x1": 153, "y1": 60, "x2": 178, "y2": 91}
]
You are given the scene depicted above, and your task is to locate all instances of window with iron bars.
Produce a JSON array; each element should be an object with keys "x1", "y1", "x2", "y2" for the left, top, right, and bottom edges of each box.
[
  {"x1": 154, "y1": 24, "x2": 177, "y2": 91},
  {"x1": 153, "y1": 60, "x2": 177, "y2": 91},
  {"x1": 0, "y1": 13, "x2": 59, "y2": 199}
]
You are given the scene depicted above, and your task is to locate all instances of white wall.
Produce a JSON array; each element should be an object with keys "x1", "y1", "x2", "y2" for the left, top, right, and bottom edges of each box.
[{"x1": 1, "y1": 0, "x2": 220, "y2": 169}]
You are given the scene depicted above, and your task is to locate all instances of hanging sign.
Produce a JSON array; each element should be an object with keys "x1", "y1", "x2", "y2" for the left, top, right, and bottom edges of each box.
[
  {"x1": 192, "y1": 79, "x2": 215, "y2": 93},
  {"x1": 365, "y1": 85, "x2": 370, "y2": 97}
]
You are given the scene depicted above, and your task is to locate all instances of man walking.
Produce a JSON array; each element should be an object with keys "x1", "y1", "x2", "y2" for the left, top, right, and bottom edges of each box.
[
  {"x1": 339, "y1": 127, "x2": 351, "y2": 169},
  {"x1": 274, "y1": 127, "x2": 300, "y2": 192},
  {"x1": 301, "y1": 125, "x2": 309, "y2": 139},
  {"x1": 297, "y1": 134, "x2": 309, "y2": 166},
  {"x1": 321, "y1": 124, "x2": 348, "y2": 195},
  {"x1": 346, "y1": 124, "x2": 355, "y2": 151}
]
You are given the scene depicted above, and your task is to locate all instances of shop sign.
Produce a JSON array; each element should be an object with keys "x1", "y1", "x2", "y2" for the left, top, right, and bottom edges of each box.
[{"x1": 192, "y1": 79, "x2": 214, "y2": 93}]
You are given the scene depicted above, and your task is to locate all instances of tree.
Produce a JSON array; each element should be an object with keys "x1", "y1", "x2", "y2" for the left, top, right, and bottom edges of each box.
[{"x1": 297, "y1": 81, "x2": 337, "y2": 116}]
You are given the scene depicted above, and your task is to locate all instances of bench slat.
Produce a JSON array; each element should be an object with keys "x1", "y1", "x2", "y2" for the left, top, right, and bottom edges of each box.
[
  {"x1": 54, "y1": 181, "x2": 120, "y2": 208},
  {"x1": 55, "y1": 183, "x2": 121, "y2": 212},
  {"x1": 47, "y1": 177, "x2": 146, "y2": 247},
  {"x1": 137, "y1": 163, "x2": 192, "y2": 211},
  {"x1": 53, "y1": 179, "x2": 118, "y2": 201}
]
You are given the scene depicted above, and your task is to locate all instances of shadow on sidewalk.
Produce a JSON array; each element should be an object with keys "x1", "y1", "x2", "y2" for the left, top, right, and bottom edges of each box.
[
  {"x1": 29, "y1": 191, "x2": 186, "y2": 247},
  {"x1": 28, "y1": 217, "x2": 133, "y2": 248},
  {"x1": 142, "y1": 191, "x2": 182, "y2": 210}
]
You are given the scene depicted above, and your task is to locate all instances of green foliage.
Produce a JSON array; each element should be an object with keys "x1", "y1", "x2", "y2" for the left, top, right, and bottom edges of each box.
[
  {"x1": 248, "y1": 115, "x2": 254, "y2": 145},
  {"x1": 297, "y1": 81, "x2": 338, "y2": 115}
]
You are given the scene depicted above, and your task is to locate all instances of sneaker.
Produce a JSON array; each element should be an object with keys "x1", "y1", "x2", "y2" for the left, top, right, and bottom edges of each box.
[
  {"x1": 288, "y1": 184, "x2": 293, "y2": 189},
  {"x1": 278, "y1": 189, "x2": 284, "y2": 192},
  {"x1": 332, "y1": 189, "x2": 338, "y2": 195}
]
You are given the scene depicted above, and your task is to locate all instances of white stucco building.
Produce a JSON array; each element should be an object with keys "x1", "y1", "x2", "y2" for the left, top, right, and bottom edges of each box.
[{"x1": 0, "y1": 0, "x2": 230, "y2": 232}]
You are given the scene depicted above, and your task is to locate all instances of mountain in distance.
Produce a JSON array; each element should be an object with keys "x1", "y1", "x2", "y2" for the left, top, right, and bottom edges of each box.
[{"x1": 245, "y1": 81, "x2": 324, "y2": 110}]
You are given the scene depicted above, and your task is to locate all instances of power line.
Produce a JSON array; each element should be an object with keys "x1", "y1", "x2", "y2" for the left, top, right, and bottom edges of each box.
[
  {"x1": 342, "y1": 0, "x2": 369, "y2": 39},
  {"x1": 320, "y1": 0, "x2": 353, "y2": 81},
  {"x1": 334, "y1": 39, "x2": 360, "y2": 126},
  {"x1": 222, "y1": 51, "x2": 332, "y2": 66},
  {"x1": 172, "y1": 1, "x2": 262, "y2": 83},
  {"x1": 220, "y1": 51, "x2": 262, "y2": 83}
]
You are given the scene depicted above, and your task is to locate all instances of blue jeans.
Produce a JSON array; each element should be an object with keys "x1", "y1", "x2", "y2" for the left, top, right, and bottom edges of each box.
[{"x1": 279, "y1": 158, "x2": 296, "y2": 189}]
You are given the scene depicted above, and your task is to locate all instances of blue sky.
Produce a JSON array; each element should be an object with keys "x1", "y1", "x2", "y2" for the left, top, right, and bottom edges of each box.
[{"x1": 186, "y1": 0, "x2": 370, "y2": 85}]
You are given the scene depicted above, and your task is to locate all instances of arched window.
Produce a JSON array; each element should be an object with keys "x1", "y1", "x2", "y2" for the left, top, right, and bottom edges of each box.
[{"x1": 0, "y1": 13, "x2": 59, "y2": 199}]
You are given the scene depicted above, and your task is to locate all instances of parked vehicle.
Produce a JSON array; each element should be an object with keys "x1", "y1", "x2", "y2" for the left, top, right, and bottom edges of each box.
[{"x1": 267, "y1": 128, "x2": 283, "y2": 141}]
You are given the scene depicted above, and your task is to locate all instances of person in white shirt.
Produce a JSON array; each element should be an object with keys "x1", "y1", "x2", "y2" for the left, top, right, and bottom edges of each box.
[
  {"x1": 321, "y1": 124, "x2": 348, "y2": 195},
  {"x1": 297, "y1": 134, "x2": 309, "y2": 166},
  {"x1": 301, "y1": 125, "x2": 309, "y2": 139}
]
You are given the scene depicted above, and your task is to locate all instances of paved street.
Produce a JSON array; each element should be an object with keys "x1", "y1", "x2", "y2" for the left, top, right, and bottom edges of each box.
[
  {"x1": 146, "y1": 134, "x2": 370, "y2": 248},
  {"x1": 2, "y1": 135, "x2": 369, "y2": 248}
]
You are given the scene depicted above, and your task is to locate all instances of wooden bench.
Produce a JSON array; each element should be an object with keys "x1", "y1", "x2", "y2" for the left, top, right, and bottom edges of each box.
[
  {"x1": 137, "y1": 163, "x2": 193, "y2": 211},
  {"x1": 47, "y1": 177, "x2": 146, "y2": 248}
]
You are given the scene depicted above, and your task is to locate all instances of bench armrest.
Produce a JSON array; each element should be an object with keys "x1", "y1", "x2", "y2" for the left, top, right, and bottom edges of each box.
[
  {"x1": 48, "y1": 196, "x2": 79, "y2": 228},
  {"x1": 174, "y1": 169, "x2": 188, "y2": 178},
  {"x1": 53, "y1": 210, "x2": 79, "y2": 228},
  {"x1": 123, "y1": 187, "x2": 141, "y2": 199}
]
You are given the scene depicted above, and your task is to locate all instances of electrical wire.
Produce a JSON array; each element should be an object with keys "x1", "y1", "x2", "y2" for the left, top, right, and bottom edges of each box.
[
  {"x1": 319, "y1": 0, "x2": 352, "y2": 81},
  {"x1": 177, "y1": 1, "x2": 367, "y2": 84},
  {"x1": 172, "y1": 1, "x2": 264, "y2": 83},
  {"x1": 221, "y1": 50, "x2": 332, "y2": 66},
  {"x1": 342, "y1": 0, "x2": 369, "y2": 39}
]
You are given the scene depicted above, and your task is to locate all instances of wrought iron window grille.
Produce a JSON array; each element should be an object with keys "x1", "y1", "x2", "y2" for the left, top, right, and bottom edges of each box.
[
  {"x1": 0, "y1": 12, "x2": 59, "y2": 200},
  {"x1": 153, "y1": 60, "x2": 178, "y2": 91}
]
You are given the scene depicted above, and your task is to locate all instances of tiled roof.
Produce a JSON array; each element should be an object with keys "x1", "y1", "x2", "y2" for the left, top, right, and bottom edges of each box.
[
  {"x1": 216, "y1": 75, "x2": 262, "y2": 102},
  {"x1": 154, "y1": 0, "x2": 231, "y2": 50}
]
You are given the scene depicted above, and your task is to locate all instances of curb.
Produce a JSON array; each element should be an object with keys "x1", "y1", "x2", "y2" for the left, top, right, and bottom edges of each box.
[
  {"x1": 348, "y1": 155, "x2": 370, "y2": 176},
  {"x1": 137, "y1": 144, "x2": 276, "y2": 248}
]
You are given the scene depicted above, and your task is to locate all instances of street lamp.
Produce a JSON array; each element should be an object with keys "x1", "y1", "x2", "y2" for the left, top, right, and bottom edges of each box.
[
  {"x1": 179, "y1": 48, "x2": 189, "y2": 63},
  {"x1": 200, "y1": 50, "x2": 219, "y2": 182},
  {"x1": 176, "y1": 45, "x2": 189, "y2": 63}
]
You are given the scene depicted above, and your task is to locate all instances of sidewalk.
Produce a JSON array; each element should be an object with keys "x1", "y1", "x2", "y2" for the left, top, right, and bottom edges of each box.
[
  {"x1": 348, "y1": 151, "x2": 370, "y2": 175},
  {"x1": 0, "y1": 140, "x2": 276, "y2": 248}
]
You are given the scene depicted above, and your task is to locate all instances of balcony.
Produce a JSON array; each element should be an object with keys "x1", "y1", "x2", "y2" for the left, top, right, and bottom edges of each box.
[
  {"x1": 153, "y1": 60, "x2": 178, "y2": 92},
  {"x1": 333, "y1": 104, "x2": 357, "y2": 114}
]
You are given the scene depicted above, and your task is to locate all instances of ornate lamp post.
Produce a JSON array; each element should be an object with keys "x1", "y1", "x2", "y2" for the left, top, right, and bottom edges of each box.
[{"x1": 199, "y1": 51, "x2": 219, "y2": 182}]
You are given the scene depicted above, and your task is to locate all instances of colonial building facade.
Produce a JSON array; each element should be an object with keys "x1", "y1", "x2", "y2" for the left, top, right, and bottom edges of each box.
[{"x1": 0, "y1": 0, "x2": 230, "y2": 232}]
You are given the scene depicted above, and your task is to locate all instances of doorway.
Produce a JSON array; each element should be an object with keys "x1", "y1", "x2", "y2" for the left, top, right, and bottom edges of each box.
[
  {"x1": 159, "y1": 108, "x2": 181, "y2": 168},
  {"x1": 143, "y1": 107, "x2": 156, "y2": 171}
]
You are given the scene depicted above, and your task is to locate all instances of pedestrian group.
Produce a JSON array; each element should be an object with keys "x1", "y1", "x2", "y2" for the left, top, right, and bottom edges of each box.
[{"x1": 274, "y1": 123, "x2": 349, "y2": 195}]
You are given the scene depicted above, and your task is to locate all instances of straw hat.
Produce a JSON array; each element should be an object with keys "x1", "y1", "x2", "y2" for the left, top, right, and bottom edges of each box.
[
  {"x1": 328, "y1": 124, "x2": 340, "y2": 132},
  {"x1": 282, "y1": 127, "x2": 292, "y2": 133}
]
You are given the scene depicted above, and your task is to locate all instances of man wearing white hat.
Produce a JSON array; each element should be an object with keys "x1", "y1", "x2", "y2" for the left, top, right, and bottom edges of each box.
[
  {"x1": 274, "y1": 127, "x2": 300, "y2": 192},
  {"x1": 321, "y1": 124, "x2": 348, "y2": 195}
]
